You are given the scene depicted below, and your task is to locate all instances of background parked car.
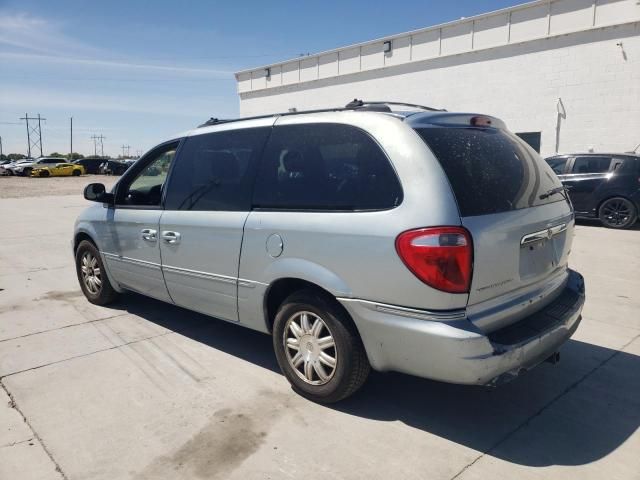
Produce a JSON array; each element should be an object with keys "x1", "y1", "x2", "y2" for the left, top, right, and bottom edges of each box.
[
  {"x1": 9, "y1": 157, "x2": 67, "y2": 176},
  {"x1": 0, "y1": 159, "x2": 33, "y2": 175},
  {"x1": 73, "y1": 157, "x2": 107, "y2": 174},
  {"x1": 545, "y1": 153, "x2": 640, "y2": 229},
  {"x1": 31, "y1": 163, "x2": 85, "y2": 177},
  {"x1": 99, "y1": 159, "x2": 133, "y2": 175}
]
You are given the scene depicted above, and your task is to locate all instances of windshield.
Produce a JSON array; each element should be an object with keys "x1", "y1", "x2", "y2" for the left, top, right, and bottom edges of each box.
[{"x1": 415, "y1": 127, "x2": 565, "y2": 217}]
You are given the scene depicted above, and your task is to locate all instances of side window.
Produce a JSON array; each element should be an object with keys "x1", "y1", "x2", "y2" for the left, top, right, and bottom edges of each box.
[
  {"x1": 546, "y1": 157, "x2": 568, "y2": 175},
  {"x1": 253, "y1": 123, "x2": 402, "y2": 210},
  {"x1": 164, "y1": 127, "x2": 271, "y2": 211},
  {"x1": 117, "y1": 143, "x2": 177, "y2": 207},
  {"x1": 571, "y1": 156, "x2": 611, "y2": 174}
]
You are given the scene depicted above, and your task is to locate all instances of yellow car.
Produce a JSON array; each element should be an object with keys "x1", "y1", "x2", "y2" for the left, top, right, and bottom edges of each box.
[{"x1": 31, "y1": 163, "x2": 85, "y2": 177}]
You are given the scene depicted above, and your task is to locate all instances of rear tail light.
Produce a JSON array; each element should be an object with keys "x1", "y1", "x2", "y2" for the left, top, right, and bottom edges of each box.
[{"x1": 395, "y1": 227, "x2": 473, "y2": 294}]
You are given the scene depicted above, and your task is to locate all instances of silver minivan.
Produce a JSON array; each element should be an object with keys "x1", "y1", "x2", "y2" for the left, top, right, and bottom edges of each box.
[{"x1": 74, "y1": 101, "x2": 585, "y2": 403}]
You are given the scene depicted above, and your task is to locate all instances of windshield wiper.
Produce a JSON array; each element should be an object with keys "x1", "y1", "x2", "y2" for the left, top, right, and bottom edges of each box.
[{"x1": 539, "y1": 185, "x2": 571, "y2": 200}]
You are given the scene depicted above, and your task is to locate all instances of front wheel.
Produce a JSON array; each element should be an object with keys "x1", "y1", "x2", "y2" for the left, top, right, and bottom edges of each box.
[
  {"x1": 599, "y1": 197, "x2": 637, "y2": 229},
  {"x1": 39, "y1": 170, "x2": 50, "y2": 177},
  {"x1": 272, "y1": 289, "x2": 370, "y2": 403},
  {"x1": 75, "y1": 240, "x2": 119, "y2": 305}
]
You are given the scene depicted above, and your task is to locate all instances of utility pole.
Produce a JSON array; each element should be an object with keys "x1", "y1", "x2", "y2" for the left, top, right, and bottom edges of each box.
[
  {"x1": 38, "y1": 114, "x2": 43, "y2": 155},
  {"x1": 121, "y1": 144, "x2": 130, "y2": 158},
  {"x1": 91, "y1": 134, "x2": 106, "y2": 157},
  {"x1": 70, "y1": 117, "x2": 73, "y2": 158},
  {"x1": 91, "y1": 135, "x2": 98, "y2": 156},
  {"x1": 19, "y1": 113, "x2": 46, "y2": 158},
  {"x1": 0, "y1": 136, "x2": 3, "y2": 158}
]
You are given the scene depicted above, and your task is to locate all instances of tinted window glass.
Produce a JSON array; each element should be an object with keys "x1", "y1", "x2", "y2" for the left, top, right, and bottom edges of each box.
[
  {"x1": 253, "y1": 124, "x2": 402, "y2": 210},
  {"x1": 415, "y1": 127, "x2": 563, "y2": 217},
  {"x1": 164, "y1": 128, "x2": 270, "y2": 211},
  {"x1": 572, "y1": 156, "x2": 611, "y2": 174},
  {"x1": 516, "y1": 132, "x2": 541, "y2": 152},
  {"x1": 546, "y1": 157, "x2": 568, "y2": 175}
]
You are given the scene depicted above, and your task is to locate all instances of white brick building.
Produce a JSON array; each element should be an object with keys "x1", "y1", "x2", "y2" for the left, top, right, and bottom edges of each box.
[{"x1": 235, "y1": 0, "x2": 640, "y2": 157}]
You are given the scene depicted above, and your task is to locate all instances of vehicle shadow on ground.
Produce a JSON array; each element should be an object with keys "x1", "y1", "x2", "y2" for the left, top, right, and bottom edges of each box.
[{"x1": 110, "y1": 293, "x2": 639, "y2": 468}]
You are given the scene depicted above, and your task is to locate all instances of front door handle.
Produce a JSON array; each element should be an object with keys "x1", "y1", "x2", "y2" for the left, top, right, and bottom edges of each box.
[
  {"x1": 161, "y1": 231, "x2": 181, "y2": 244},
  {"x1": 141, "y1": 228, "x2": 157, "y2": 241}
]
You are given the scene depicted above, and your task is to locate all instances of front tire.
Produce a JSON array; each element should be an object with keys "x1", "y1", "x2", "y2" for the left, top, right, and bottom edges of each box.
[
  {"x1": 272, "y1": 289, "x2": 370, "y2": 403},
  {"x1": 598, "y1": 197, "x2": 637, "y2": 229},
  {"x1": 75, "y1": 240, "x2": 119, "y2": 305},
  {"x1": 39, "y1": 170, "x2": 50, "y2": 177}
]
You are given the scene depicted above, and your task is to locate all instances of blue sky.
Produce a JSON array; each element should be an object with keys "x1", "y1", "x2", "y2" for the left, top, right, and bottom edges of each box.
[{"x1": 0, "y1": 0, "x2": 523, "y2": 156}]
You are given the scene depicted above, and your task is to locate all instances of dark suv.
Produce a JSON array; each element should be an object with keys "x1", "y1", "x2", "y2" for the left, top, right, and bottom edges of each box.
[{"x1": 546, "y1": 153, "x2": 640, "y2": 229}]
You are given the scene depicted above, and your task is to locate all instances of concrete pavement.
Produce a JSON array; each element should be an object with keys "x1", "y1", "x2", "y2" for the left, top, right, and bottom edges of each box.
[{"x1": 0, "y1": 188, "x2": 638, "y2": 480}]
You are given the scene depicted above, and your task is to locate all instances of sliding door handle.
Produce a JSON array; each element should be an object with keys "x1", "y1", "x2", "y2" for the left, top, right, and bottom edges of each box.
[
  {"x1": 161, "y1": 231, "x2": 181, "y2": 244},
  {"x1": 141, "y1": 229, "x2": 157, "y2": 241}
]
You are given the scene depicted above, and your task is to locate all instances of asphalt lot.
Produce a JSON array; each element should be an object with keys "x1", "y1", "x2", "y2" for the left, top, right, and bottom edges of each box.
[{"x1": 0, "y1": 177, "x2": 638, "y2": 480}]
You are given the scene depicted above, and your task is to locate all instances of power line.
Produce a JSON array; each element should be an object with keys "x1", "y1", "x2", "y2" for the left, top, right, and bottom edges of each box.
[{"x1": 121, "y1": 144, "x2": 130, "y2": 157}]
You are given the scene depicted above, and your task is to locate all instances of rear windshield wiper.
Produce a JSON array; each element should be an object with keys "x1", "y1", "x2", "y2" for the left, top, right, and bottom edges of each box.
[{"x1": 539, "y1": 185, "x2": 571, "y2": 200}]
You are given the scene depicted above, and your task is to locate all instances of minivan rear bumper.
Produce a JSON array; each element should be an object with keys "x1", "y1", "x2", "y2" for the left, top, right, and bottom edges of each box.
[{"x1": 339, "y1": 269, "x2": 585, "y2": 385}]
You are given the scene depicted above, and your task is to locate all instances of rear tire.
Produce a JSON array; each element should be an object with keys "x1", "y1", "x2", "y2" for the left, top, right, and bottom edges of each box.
[
  {"x1": 598, "y1": 197, "x2": 637, "y2": 229},
  {"x1": 75, "y1": 240, "x2": 119, "y2": 305},
  {"x1": 272, "y1": 289, "x2": 370, "y2": 403},
  {"x1": 72, "y1": 169, "x2": 81, "y2": 176}
]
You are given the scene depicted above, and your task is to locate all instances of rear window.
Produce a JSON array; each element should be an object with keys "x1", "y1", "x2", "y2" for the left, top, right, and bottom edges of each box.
[{"x1": 415, "y1": 127, "x2": 564, "y2": 217}]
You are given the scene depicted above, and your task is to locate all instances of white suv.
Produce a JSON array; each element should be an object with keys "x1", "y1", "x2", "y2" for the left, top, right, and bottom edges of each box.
[{"x1": 10, "y1": 157, "x2": 67, "y2": 176}]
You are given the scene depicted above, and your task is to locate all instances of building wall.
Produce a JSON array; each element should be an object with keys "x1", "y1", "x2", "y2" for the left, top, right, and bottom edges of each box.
[{"x1": 237, "y1": 0, "x2": 640, "y2": 157}]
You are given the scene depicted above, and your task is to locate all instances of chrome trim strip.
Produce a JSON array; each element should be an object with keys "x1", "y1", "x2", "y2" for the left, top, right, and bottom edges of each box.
[
  {"x1": 162, "y1": 265, "x2": 237, "y2": 284},
  {"x1": 103, "y1": 252, "x2": 161, "y2": 270},
  {"x1": 521, "y1": 223, "x2": 567, "y2": 246},
  {"x1": 338, "y1": 298, "x2": 466, "y2": 322},
  {"x1": 237, "y1": 278, "x2": 265, "y2": 288}
]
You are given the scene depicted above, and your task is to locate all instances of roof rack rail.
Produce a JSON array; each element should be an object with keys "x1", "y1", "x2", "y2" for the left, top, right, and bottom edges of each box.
[
  {"x1": 345, "y1": 99, "x2": 446, "y2": 112},
  {"x1": 198, "y1": 117, "x2": 235, "y2": 127},
  {"x1": 197, "y1": 99, "x2": 446, "y2": 128}
]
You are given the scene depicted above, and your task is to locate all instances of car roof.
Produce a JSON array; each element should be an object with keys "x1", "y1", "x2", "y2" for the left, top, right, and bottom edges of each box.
[{"x1": 183, "y1": 101, "x2": 506, "y2": 140}]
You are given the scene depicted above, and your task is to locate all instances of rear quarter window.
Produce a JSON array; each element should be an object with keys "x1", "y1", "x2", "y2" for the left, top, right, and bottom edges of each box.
[
  {"x1": 253, "y1": 123, "x2": 402, "y2": 211},
  {"x1": 571, "y1": 156, "x2": 611, "y2": 174},
  {"x1": 415, "y1": 127, "x2": 564, "y2": 217}
]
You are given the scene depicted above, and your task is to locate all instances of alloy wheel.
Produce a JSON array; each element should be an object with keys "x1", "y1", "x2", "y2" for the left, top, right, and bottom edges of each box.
[
  {"x1": 283, "y1": 311, "x2": 337, "y2": 385},
  {"x1": 601, "y1": 199, "x2": 632, "y2": 227},
  {"x1": 81, "y1": 252, "x2": 102, "y2": 295}
]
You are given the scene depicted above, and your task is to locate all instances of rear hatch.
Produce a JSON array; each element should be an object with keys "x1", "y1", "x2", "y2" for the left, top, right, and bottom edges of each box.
[{"x1": 413, "y1": 118, "x2": 574, "y2": 333}]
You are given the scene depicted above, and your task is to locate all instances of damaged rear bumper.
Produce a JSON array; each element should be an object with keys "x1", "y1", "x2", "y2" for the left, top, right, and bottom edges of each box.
[{"x1": 339, "y1": 269, "x2": 585, "y2": 385}]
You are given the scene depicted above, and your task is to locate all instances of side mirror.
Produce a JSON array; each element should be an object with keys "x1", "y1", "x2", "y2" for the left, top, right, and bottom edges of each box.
[{"x1": 84, "y1": 183, "x2": 114, "y2": 204}]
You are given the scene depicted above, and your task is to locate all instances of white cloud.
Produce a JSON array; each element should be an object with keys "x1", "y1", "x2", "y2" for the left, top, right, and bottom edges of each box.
[
  {"x1": 0, "y1": 51, "x2": 233, "y2": 78},
  {"x1": 0, "y1": 12, "x2": 232, "y2": 78},
  {"x1": 0, "y1": 12, "x2": 100, "y2": 57},
  {"x1": 0, "y1": 85, "x2": 216, "y2": 117}
]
